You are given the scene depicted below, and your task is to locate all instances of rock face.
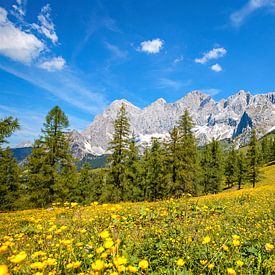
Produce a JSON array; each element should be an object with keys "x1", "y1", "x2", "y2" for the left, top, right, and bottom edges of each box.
[{"x1": 70, "y1": 90, "x2": 275, "y2": 158}]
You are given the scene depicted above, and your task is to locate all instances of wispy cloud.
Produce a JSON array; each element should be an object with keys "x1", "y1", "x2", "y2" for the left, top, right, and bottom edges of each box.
[
  {"x1": 195, "y1": 47, "x2": 227, "y2": 64},
  {"x1": 32, "y1": 4, "x2": 58, "y2": 44},
  {"x1": 201, "y1": 88, "x2": 221, "y2": 96},
  {"x1": 139, "y1": 38, "x2": 164, "y2": 54},
  {"x1": 38, "y1": 56, "x2": 65, "y2": 71},
  {"x1": 105, "y1": 42, "x2": 128, "y2": 59},
  {"x1": 0, "y1": 62, "x2": 107, "y2": 114},
  {"x1": 230, "y1": 0, "x2": 275, "y2": 26},
  {"x1": 173, "y1": 55, "x2": 184, "y2": 64},
  {"x1": 156, "y1": 78, "x2": 190, "y2": 90},
  {"x1": 211, "y1": 63, "x2": 223, "y2": 72},
  {"x1": 10, "y1": 0, "x2": 27, "y2": 21}
]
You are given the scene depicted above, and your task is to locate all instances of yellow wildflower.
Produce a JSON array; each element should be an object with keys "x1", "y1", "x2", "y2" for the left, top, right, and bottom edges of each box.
[
  {"x1": 233, "y1": 239, "x2": 240, "y2": 246},
  {"x1": 0, "y1": 246, "x2": 8, "y2": 253},
  {"x1": 200, "y1": 259, "x2": 208, "y2": 265},
  {"x1": 30, "y1": 262, "x2": 46, "y2": 270},
  {"x1": 96, "y1": 246, "x2": 104, "y2": 254},
  {"x1": 202, "y1": 235, "x2": 211, "y2": 244},
  {"x1": 176, "y1": 258, "x2": 185, "y2": 267},
  {"x1": 227, "y1": 268, "x2": 236, "y2": 275},
  {"x1": 139, "y1": 259, "x2": 149, "y2": 270},
  {"x1": 0, "y1": 265, "x2": 9, "y2": 275},
  {"x1": 100, "y1": 230, "x2": 109, "y2": 239},
  {"x1": 92, "y1": 259, "x2": 105, "y2": 271},
  {"x1": 104, "y1": 239, "x2": 114, "y2": 249},
  {"x1": 128, "y1": 265, "x2": 138, "y2": 273},
  {"x1": 222, "y1": 244, "x2": 229, "y2": 251},
  {"x1": 208, "y1": 263, "x2": 215, "y2": 269},
  {"x1": 9, "y1": 251, "x2": 27, "y2": 264},
  {"x1": 236, "y1": 260, "x2": 244, "y2": 267},
  {"x1": 265, "y1": 243, "x2": 274, "y2": 252}
]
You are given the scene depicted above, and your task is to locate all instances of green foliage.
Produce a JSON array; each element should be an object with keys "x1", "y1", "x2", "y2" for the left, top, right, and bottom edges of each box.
[
  {"x1": 108, "y1": 103, "x2": 131, "y2": 200},
  {"x1": 200, "y1": 139, "x2": 224, "y2": 194},
  {"x1": 0, "y1": 116, "x2": 19, "y2": 145},
  {"x1": 247, "y1": 130, "x2": 261, "y2": 187},
  {"x1": 0, "y1": 148, "x2": 20, "y2": 210},
  {"x1": 25, "y1": 106, "x2": 77, "y2": 207}
]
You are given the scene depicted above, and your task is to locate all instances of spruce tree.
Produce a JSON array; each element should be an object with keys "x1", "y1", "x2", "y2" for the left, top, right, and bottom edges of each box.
[
  {"x1": 0, "y1": 148, "x2": 20, "y2": 210},
  {"x1": 176, "y1": 109, "x2": 199, "y2": 195},
  {"x1": 108, "y1": 103, "x2": 130, "y2": 200},
  {"x1": 201, "y1": 139, "x2": 223, "y2": 194},
  {"x1": 26, "y1": 106, "x2": 77, "y2": 206},
  {"x1": 0, "y1": 116, "x2": 20, "y2": 210},
  {"x1": 0, "y1": 116, "x2": 19, "y2": 145},
  {"x1": 247, "y1": 129, "x2": 260, "y2": 188},
  {"x1": 236, "y1": 151, "x2": 247, "y2": 190},
  {"x1": 125, "y1": 133, "x2": 142, "y2": 200},
  {"x1": 142, "y1": 138, "x2": 167, "y2": 200},
  {"x1": 224, "y1": 146, "x2": 237, "y2": 188}
]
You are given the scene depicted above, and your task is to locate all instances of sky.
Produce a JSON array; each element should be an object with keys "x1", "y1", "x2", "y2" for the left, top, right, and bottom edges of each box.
[{"x1": 0, "y1": 0, "x2": 275, "y2": 146}]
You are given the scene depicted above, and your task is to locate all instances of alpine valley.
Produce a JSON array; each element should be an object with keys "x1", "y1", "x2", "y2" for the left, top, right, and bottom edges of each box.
[{"x1": 13, "y1": 90, "x2": 275, "y2": 162}]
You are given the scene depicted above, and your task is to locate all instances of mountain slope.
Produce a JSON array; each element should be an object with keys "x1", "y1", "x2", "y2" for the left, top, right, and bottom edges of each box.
[{"x1": 71, "y1": 90, "x2": 274, "y2": 157}]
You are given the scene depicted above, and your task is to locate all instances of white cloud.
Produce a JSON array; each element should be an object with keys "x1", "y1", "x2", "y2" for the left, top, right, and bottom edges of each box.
[
  {"x1": 195, "y1": 47, "x2": 227, "y2": 64},
  {"x1": 201, "y1": 88, "x2": 221, "y2": 96},
  {"x1": 32, "y1": 4, "x2": 58, "y2": 44},
  {"x1": 11, "y1": 0, "x2": 27, "y2": 21},
  {"x1": 140, "y1": 38, "x2": 164, "y2": 54},
  {"x1": 173, "y1": 55, "x2": 184, "y2": 64},
  {"x1": 231, "y1": 0, "x2": 275, "y2": 26},
  {"x1": 211, "y1": 63, "x2": 223, "y2": 72},
  {"x1": 38, "y1": 57, "x2": 65, "y2": 71},
  {"x1": 0, "y1": 7, "x2": 44, "y2": 64}
]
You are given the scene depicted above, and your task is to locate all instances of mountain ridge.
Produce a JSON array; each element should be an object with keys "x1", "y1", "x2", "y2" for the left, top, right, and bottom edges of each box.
[{"x1": 70, "y1": 89, "x2": 275, "y2": 158}]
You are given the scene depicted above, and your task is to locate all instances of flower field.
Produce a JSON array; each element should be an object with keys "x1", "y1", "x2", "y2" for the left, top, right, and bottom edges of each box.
[{"x1": 0, "y1": 182, "x2": 274, "y2": 274}]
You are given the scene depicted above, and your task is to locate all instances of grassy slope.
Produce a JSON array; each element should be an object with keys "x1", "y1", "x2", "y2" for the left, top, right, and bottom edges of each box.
[{"x1": 0, "y1": 165, "x2": 274, "y2": 274}]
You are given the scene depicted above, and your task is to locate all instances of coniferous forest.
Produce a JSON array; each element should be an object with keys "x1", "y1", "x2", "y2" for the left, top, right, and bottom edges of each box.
[{"x1": 0, "y1": 104, "x2": 274, "y2": 211}]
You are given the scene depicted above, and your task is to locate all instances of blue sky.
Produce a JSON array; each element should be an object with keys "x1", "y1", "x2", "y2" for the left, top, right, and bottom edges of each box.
[{"x1": 0, "y1": 0, "x2": 275, "y2": 146}]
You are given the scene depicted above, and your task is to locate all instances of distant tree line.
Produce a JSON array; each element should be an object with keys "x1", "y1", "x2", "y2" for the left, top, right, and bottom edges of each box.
[{"x1": 0, "y1": 105, "x2": 275, "y2": 210}]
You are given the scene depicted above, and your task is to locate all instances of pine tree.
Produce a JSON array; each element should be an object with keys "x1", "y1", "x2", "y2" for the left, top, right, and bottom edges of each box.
[
  {"x1": 125, "y1": 133, "x2": 142, "y2": 200},
  {"x1": 26, "y1": 106, "x2": 77, "y2": 206},
  {"x1": 108, "y1": 103, "x2": 130, "y2": 200},
  {"x1": 0, "y1": 148, "x2": 20, "y2": 210},
  {"x1": 172, "y1": 109, "x2": 199, "y2": 195},
  {"x1": 236, "y1": 151, "x2": 247, "y2": 190},
  {"x1": 247, "y1": 129, "x2": 260, "y2": 188},
  {"x1": 0, "y1": 116, "x2": 20, "y2": 210},
  {"x1": 200, "y1": 139, "x2": 223, "y2": 194},
  {"x1": 142, "y1": 138, "x2": 168, "y2": 200},
  {"x1": 0, "y1": 116, "x2": 19, "y2": 145},
  {"x1": 224, "y1": 146, "x2": 237, "y2": 188}
]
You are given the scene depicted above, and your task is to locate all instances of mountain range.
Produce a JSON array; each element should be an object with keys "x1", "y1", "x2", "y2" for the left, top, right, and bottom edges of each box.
[{"x1": 14, "y1": 90, "x2": 275, "y2": 160}]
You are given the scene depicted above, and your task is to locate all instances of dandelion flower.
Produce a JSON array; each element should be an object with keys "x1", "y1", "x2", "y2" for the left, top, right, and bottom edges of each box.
[
  {"x1": 92, "y1": 259, "x2": 105, "y2": 271},
  {"x1": 265, "y1": 243, "x2": 274, "y2": 252},
  {"x1": 236, "y1": 260, "x2": 244, "y2": 267},
  {"x1": 0, "y1": 265, "x2": 9, "y2": 275},
  {"x1": 8, "y1": 251, "x2": 27, "y2": 264},
  {"x1": 208, "y1": 263, "x2": 215, "y2": 269}
]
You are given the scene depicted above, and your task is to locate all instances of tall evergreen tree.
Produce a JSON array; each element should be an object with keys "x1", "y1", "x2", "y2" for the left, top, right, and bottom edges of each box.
[
  {"x1": 0, "y1": 148, "x2": 20, "y2": 210},
  {"x1": 0, "y1": 116, "x2": 19, "y2": 145},
  {"x1": 200, "y1": 139, "x2": 223, "y2": 194},
  {"x1": 142, "y1": 138, "x2": 168, "y2": 200},
  {"x1": 236, "y1": 151, "x2": 247, "y2": 190},
  {"x1": 26, "y1": 106, "x2": 77, "y2": 206},
  {"x1": 247, "y1": 129, "x2": 260, "y2": 188},
  {"x1": 0, "y1": 116, "x2": 20, "y2": 210},
  {"x1": 176, "y1": 109, "x2": 200, "y2": 195},
  {"x1": 108, "y1": 103, "x2": 130, "y2": 200},
  {"x1": 224, "y1": 146, "x2": 237, "y2": 188},
  {"x1": 125, "y1": 133, "x2": 142, "y2": 200}
]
